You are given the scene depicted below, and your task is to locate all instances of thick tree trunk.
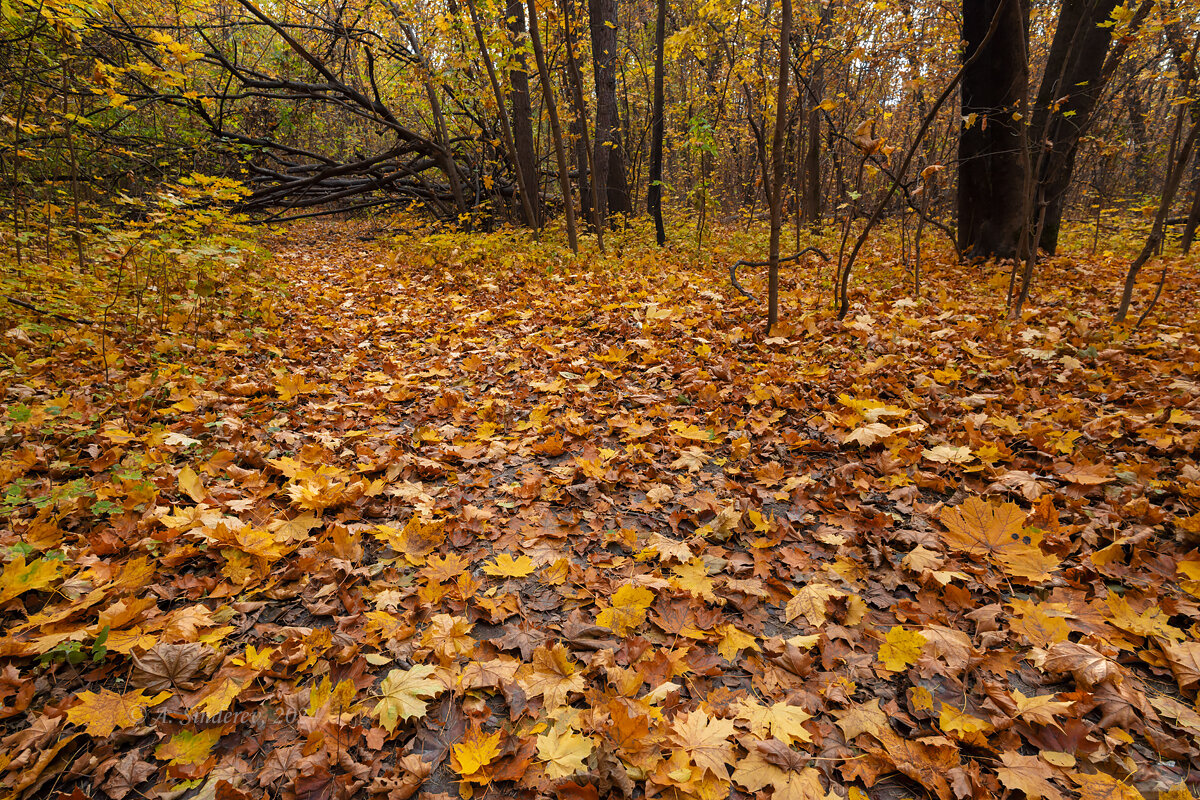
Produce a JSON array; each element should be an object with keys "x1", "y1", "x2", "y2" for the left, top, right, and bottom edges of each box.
[
  {"x1": 648, "y1": 0, "x2": 667, "y2": 245},
  {"x1": 506, "y1": 0, "x2": 541, "y2": 225},
  {"x1": 588, "y1": 0, "x2": 631, "y2": 224},
  {"x1": 958, "y1": 0, "x2": 1029, "y2": 260},
  {"x1": 1030, "y1": 0, "x2": 1120, "y2": 255}
]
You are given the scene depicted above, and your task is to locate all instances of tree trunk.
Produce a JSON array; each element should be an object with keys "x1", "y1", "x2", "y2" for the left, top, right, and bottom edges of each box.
[
  {"x1": 560, "y1": 0, "x2": 602, "y2": 244},
  {"x1": 506, "y1": 0, "x2": 541, "y2": 225},
  {"x1": 958, "y1": 0, "x2": 1029, "y2": 260},
  {"x1": 802, "y1": 0, "x2": 831, "y2": 225},
  {"x1": 767, "y1": 0, "x2": 792, "y2": 333},
  {"x1": 1183, "y1": 155, "x2": 1200, "y2": 254},
  {"x1": 588, "y1": 0, "x2": 631, "y2": 224},
  {"x1": 1030, "y1": 0, "x2": 1120, "y2": 255},
  {"x1": 648, "y1": 0, "x2": 667, "y2": 245},
  {"x1": 1115, "y1": 113, "x2": 1200, "y2": 322},
  {"x1": 463, "y1": 0, "x2": 539, "y2": 230},
  {"x1": 526, "y1": 0, "x2": 578, "y2": 251}
]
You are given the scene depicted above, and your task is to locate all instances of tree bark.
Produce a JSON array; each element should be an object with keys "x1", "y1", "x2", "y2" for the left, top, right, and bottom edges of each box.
[
  {"x1": 559, "y1": 0, "x2": 602, "y2": 245},
  {"x1": 648, "y1": 0, "x2": 667, "y2": 245},
  {"x1": 1029, "y1": 0, "x2": 1120, "y2": 255},
  {"x1": 1183, "y1": 155, "x2": 1200, "y2": 254},
  {"x1": 506, "y1": 0, "x2": 541, "y2": 225},
  {"x1": 958, "y1": 0, "x2": 1029, "y2": 260},
  {"x1": 767, "y1": 0, "x2": 792, "y2": 333},
  {"x1": 802, "y1": 0, "x2": 831, "y2": 225},
  {"x1": 588, "y1": 0, "x2": 632, "y2": 224},
  {"x1": 463, "y1": 0, "x2": 539, "y2": 230},
  {"x1": 526, "y1": 0, "x2": 578, "y2": 251}
]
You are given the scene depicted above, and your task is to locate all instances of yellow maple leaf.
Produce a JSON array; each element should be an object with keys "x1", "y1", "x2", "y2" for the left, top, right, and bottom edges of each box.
[
  {"x1": 939, "y1": 705, "x2": 992, "y2": 746},
  {"x1": 483, "y1": 553, "x2": 535, "y2": 578},
  {"x1": 717, "y1": 624, "x2": 759, "y2": 661},
  {"x1": 451, "y1": 727, "x2": 503, "y2": 780},
  {"x1": 596, "y1": 584, "x2": 654, "y2": 636},
  {"x1": 669, "y1": 708, "x2": 736, "y2": 780},
  {"x1": 0, "y1": 555, "x2": 64, "y2": 604},
  {"x1": 521, "y1": 644, "x2": 585, "y2": 709},
  {"x1": 154, "y1": 728, "x2": 223, "y2": 766},
  {"x1": 877, "y1": 626, "x2": 925, "y2": 671},
  {"x1": 735, "y1": 698, "x2": 813, "y2": 744},
  {"x1": 193, "y1": 678, "x2": 243, "y2": 716},
  {"x1": 671, "y1": 558, "x2": 719, "y2": 603},
  {"x1": 372, "y1": 665, "x2": 445, "y2": 732},
  {"x1": 940, "y1": 496, "x2": 1025, "y2": 555},
  {"x1": 537, "y1": 727, "x2": 594, "y2": 779},
  {"x1": 1011, "y1": 690, "x2": 1073, "y2": 729},
  {"x1": 784, "y1": 583, "x2": 845, "y2": 627},
  {"x1": 269, "y1": 512, "x2": 322, "y2": 543},
  {"x1": 177, "y1": 465, "x2": 206, "y2": 503},
  {"x1": 275, "y1": 372, "x2": 317, "y2": 401},
  {"x1": 67, "y1": 688, "x2": 169, "y2": 737},
  {"x1": 232, "y1": 644, "x2": 274, "y2": 670},
  {"x1": 834, "y1": 699, "x2": 885, "y2": 740},
  {"x1": 940, "y1": 496, "x2": 1060, "y2": 582},
  {"x1": 422, "y1": 614, "x2": 475, "y2": 660}
]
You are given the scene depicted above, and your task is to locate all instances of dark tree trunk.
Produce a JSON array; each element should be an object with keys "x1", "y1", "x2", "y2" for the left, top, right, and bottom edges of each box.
[
  {"x1": 560, "y1": 0, "x2": 597, "y2": 233},
  {"x1": 506, "y1": 0, "x2": 541, "y2": 225},
  {"x1": 1030, "y1": 0, "x2": 1120, "y2": 255},
  {"x1": 767, "y1": 0, "x2": 792, "y2": 332},
  {"x1": 526, "y1": 0, "x2": 578, "y2": 251},
  {"x1": 958, "y1": 0, "x2": 1029, "y2": 260},
  {"x1": 1184, "y1": 155, "x2": 1200, "y2": 254},
  {"x1": 648, "y1": 0, "x2": 667, "y2": 245},
  {"x1": 802, "y1": 0, "x2": 831, "y2": 225},
  {"x1": 588, "y1": 0, "x2": 631, "y2": 223}
]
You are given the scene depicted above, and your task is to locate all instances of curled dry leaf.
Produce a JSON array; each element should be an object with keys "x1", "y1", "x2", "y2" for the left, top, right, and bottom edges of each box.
[{"x1": 1039, "y1": 641, "x2": 1122, "y2": 689}]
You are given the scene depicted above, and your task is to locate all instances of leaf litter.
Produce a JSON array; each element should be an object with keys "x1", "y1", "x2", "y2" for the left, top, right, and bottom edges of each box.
[{"x1": 2, "y1": 220, "x2": 1200, "y2": 799}]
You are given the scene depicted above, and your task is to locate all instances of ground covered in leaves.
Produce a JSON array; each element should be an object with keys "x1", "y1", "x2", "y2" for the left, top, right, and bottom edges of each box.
[{"x1": 3, "y1": 219, "x2": 1200, "y2": 800}]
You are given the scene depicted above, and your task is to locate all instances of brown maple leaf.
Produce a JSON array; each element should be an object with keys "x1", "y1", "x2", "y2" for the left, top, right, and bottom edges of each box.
[{"x1": 131, "y1": 642, "x2": 216, "y2": 692}]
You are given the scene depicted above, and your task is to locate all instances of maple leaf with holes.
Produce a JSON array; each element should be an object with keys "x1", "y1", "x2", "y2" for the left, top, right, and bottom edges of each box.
[{"x1": 940, "y1": 496, "x2": 1060, "y2": 581}]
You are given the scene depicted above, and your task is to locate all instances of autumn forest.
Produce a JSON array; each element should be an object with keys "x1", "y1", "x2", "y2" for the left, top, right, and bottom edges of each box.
[{"x1": 3, "y1": 0, "x2": 1200, "y2": 798}]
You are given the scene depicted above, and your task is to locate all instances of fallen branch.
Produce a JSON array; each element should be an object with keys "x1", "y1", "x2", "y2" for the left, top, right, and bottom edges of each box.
[
  {"x1": 729, "y1": 246, "x2": 831, "y2": 304},
  {"x1": 4, "y1": 295, "x2": 95, "y2": 326}
]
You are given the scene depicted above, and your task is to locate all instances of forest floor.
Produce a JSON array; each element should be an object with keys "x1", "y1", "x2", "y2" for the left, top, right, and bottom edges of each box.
[{"x1": 2, "y1": 217, "x2": 1200, "y2": 800}]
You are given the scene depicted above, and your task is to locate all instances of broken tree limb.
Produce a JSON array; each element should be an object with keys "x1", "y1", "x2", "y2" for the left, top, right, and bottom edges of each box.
[{"x1": 729, "y1": 246, "x2": 831, "y2": 304}]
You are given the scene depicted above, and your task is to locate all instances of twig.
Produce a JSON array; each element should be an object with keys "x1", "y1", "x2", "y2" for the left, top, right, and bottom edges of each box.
[{"x1": 729, "y1": 246, "x2": 831, "y2": 304}]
